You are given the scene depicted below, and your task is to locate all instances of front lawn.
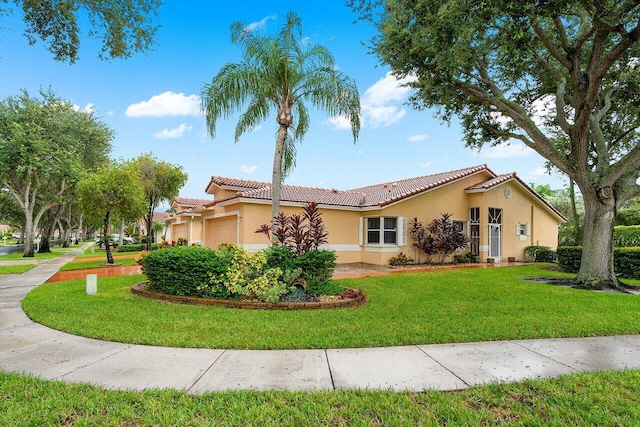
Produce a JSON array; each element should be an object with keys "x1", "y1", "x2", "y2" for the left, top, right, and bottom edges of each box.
[
  {"x1": 22, "y1": 264, "x2": 640, "y2": 349},
  {"x1": 2, "y1": 369, "x2": 640, "y2": 425},
  {"x1": 0, "y1": 264, "x2": 36, "y2": 274},
  {"x1": 0, "y1": 245, "x2": 81, "y2": 260}
]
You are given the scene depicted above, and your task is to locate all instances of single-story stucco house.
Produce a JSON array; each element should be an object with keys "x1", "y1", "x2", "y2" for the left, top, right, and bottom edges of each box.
[{"x1": 168, "y1": 164, "x2": 565, "y2": 265}]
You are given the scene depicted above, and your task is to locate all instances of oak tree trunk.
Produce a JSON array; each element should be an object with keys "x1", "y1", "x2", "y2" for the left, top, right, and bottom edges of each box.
[{"x1": 575, "y1": 187, "x2": 618, "y2": 289}]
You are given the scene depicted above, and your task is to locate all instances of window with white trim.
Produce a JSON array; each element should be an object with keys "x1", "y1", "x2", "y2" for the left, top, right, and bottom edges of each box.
[
  {"x1": 516, "y1": 223, "x2": 530, "y2": 236},
  {"x1": 364, "y1": 217, "x2": 406, "y2": 245}
]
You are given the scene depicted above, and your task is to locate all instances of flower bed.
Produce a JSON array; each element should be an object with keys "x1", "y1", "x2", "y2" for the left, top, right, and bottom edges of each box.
[{"x1": 131, "y1": 281, "x2": 366, "y2": 310}]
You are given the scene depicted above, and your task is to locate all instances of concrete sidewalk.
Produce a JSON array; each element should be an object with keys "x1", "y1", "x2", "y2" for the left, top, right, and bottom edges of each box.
[{"x1": 2, "y1": 247, "x2": 640, "y2": 393}]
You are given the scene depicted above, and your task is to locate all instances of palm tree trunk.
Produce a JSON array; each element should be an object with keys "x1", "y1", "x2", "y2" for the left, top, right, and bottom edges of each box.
[{"x1": 270, "y1": 124, "x2": 288, "y2": 245}]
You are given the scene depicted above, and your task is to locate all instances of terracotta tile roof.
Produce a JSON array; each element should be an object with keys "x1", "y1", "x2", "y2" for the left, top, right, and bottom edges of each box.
[
  {"x1": 350, "y1": 164, "x2": 491, "y2": 207},
  {"x1": 153, "y1": 211, "x2": 170, "y2": 222},
  {"x1": 465, "y1": 173, "x2": 516, "y2": 190},
  {"x1": 173, "y1": 197, "x2": 211, "y2": 207},
  {"x1": 205, "y1": 176, "x2": 270, "y2": 193},
  {"x1": 216, "y1": 164, "x2": 491, "y2": 208},
  {"x1": 466, "y1": 173, "x2": 567, "y2": 221},
  {"x1": 238, "y1": 185, "x2": 367, "y2": 207}
]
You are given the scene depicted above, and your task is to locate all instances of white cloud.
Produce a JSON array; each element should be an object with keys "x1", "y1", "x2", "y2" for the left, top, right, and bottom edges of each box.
[
  {"x1": 245, "y1": 15, "x2": 276, "y2": 32},
  {"x1": 325, "y1": 71, "x2": 417, "y2": 131},
  {"x1": 419, "y1": 162, "x2": 431, "y2": 168},
  {"x1": 126, "y1": 91, "x2": 200, "y2": 117},
  {"x1": 362, "y1": 72, "x2": 416, "y2": 129},
  {"x1": 528, "y1": 166, "x2": 550, "y2": 177},
  {"x1": 408, "y1": 134, "x2": 428, "y2": 142},
  {"x1": 324, "y1": 115, "x2": 352, "y2": 130},
  {"x1": 72, "y1": 103, "x2": 95, "y2": 114},
  {"x1": 239, "y1": 165, "x2": 258, "y2": 174},
  {"x1": 152, "y1": 123, "x2": 192, "y2": 139},
  {"x1": 475, "y1": 142, "x2": 534, "y2": 158}
]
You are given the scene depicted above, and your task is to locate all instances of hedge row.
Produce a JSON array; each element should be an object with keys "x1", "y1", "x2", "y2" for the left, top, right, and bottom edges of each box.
[
  {"x1": 117, "y1": 243, "x2": 159, "y2": 252},
  {"x1": 140, "y1": 245, "x2": 338, "y2": 298},
  {"x1": 557, "y1": 246, "x2": 640, "y2": 279},
  {"x1": 613, "y1": 225, "x2": 640, "y2": 247}
]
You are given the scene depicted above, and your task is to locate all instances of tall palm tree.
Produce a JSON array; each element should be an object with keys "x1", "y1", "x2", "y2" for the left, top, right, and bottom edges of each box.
[{"x1": 201, "y1": 11, "x2": 361, "y2": 244}]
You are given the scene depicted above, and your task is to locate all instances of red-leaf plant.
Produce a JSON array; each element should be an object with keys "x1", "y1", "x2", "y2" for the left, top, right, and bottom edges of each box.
[{"x1": 255, "y1": 202, "x2": 329, "y2": 254}]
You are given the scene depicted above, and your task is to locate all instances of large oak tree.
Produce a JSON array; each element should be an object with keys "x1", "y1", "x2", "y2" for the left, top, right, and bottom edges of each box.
[
  {"x1": 353, "y1": 0, "x2": 640, "y2": 289},
  {"x1": 0, "y1": 90, "x2": 112, "y2": 257}
]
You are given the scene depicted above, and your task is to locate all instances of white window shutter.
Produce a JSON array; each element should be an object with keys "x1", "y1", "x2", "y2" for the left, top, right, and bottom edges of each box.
[
  {"x1": 516, "y1": 224, "x2": 520, "y2": 235},
  {"x1": 359, "y1": 217, "x2": 364, "y2": 246},
  {"x1": 526, "y1": 223, "x2": 531, "y2": 236},
  {"x1": 398, "y1": 217, "x2": 407, "y2": 246}
]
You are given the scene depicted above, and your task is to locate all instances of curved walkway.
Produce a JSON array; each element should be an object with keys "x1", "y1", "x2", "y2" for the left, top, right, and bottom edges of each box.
[{"x1": 2, "y1": 246, "x2": 640, "y2": 393}]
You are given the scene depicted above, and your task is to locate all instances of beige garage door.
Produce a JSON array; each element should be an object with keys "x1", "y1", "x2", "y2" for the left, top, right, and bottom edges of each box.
[
  {"x1": 172, "y1": 223, "x2": 186, "y2": 241},
  {"x1": 205, "y1": 216, "x2": 238, "y2": 249}
]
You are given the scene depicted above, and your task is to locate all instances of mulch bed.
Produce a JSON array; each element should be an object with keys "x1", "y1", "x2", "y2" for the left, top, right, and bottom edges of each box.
[{"x1": 130, "y1": 281, "x2": 367, "y2": 310}]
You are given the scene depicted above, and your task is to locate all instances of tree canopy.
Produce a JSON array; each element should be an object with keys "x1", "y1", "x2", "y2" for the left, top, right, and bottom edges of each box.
[
  {"x1": 77, "y1": 161, "x2": 146, "y2": 263},
  {"x1": 2, "y1": 0, "x2": 160, "y2": 62},
  {"x1": 0, "y1": 90, "x2": 113, "y2": 256},
  {"x1": 132, "y1": 153, "x2": 187, "y2": 250},
  {"x1": 354, "y1": 0, "x2": 640, "y2": 289},
  {"x1": 201, "y1": 11, "x2": 361, "y2": 242}
]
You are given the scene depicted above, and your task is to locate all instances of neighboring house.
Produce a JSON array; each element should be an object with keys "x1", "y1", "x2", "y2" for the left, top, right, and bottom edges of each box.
[
  {"x1": 169, "y1": 198, "x2": 213, "y2": 244},
  {"x1": 168, "y1": 165, "x2": 565, "y2": 265}
]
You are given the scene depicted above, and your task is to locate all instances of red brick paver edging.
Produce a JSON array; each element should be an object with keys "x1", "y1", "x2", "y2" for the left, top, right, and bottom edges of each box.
[{"x1": 130, "y1": 281, "x2": 366, "y2": 310}]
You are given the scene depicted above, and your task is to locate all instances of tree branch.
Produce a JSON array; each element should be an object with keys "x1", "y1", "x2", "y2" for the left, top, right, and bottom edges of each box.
[
  {"x1": 529, "y1": 15, "x2": 572, "y2": 70},
  {"x1": 554, "y1": 77, "x2": 572, "y2": 133}
]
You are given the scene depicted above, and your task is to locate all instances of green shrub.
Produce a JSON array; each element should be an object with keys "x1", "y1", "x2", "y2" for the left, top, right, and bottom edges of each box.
[
  {"x1": 613, "y1": 248, "x2": 640, "y2": 279},
  {"x1": 613, "y1": 226, "x2": 640, "y2": 247},
  {"x1": 264, "y1": 245, "x2": 297, "y2": 271},
  {"x1": 264, "y1": 246, "x2": 338, "y2": 295},
  {"x1": 117, "y1": 243, "x2": 159, "y2": 253},
  {"x1": 524, "y1": 245, "x2": 555, "y2": 262},
  {"x1": 141, "y1": 246, "x2": 232, "y2": 297},
  {"x1": 452, "y1": 251, "x2": 477, "y2": 264},
  {"x1": 293, "y1": 249, "x2": 337, "y2": 294},
  {"x1": 557, "y1": 246, "x2": 640, "y2": 279},
  {"x1": 389, "y1": 252, "x2": 414, "y2": 266},
  {"x1": 557, "y1": 246, "x2": 582, "y2": 273},
  {"x1": 208, "y1": 246, "x2": 296, "y2": 303}
]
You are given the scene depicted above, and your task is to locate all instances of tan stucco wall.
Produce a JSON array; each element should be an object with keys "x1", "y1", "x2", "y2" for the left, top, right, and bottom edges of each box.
[
  {"x1": 473, "y1": 182, "x2": 560, "y2": 261},
  {"x1": 189, "y1": 170, "x2": 560, "y2": 266}
]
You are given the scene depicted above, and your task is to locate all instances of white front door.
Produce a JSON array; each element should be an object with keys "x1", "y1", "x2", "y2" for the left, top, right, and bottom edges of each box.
[{"x1": 489, "y1": 224, "x2": 501, "y2": 260}]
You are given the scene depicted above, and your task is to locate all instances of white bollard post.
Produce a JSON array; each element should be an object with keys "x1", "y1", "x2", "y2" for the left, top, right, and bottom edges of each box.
[{"x1": 86, "y1": 274, "x2": 97, "y2": 295}]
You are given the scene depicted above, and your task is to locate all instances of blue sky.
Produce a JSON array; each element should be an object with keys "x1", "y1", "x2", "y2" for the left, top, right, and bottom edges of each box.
[{"x1": 1, "y1": 1, "x2": 567, "y2": 200}]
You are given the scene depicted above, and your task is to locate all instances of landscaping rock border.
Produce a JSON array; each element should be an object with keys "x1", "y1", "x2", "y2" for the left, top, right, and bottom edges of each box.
[{"x1": 130, "y1": 281, "x2": 367, "y2": 310}]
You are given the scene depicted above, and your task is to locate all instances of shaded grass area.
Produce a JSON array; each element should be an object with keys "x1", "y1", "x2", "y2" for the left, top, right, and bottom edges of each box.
[
  {"x1": 2, "y1": 369, "x2": 640, "y2": 425},
  {"x1": 0, "y1": 264, "x2": 36, "y2": 274},
  {"x1": 59, "y1": 257, "x2": 138, "y2": 271},
  {"x1": 22, "y1": 264, "x2": 640, "y2": 350},
  {"x1": 0, "y1": 245, "x2": 81, "y2": 260}
]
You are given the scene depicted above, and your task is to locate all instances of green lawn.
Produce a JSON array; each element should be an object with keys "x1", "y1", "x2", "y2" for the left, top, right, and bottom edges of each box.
[
  {"x1": 22, "y1": 264, "x2": 640, "y2": 349},
  {"x1": 0, "y1": 245, "x2": 81, "y2": 260},
  {"x1": 0, "y1": 264, "x2": 36, "y2": 274},
  {"x1": 59, "y1": 257, "x2": 138, "y2": 271},
  {"x1": 2, "y1": 369, "x2": 640, "y2": 425}
]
